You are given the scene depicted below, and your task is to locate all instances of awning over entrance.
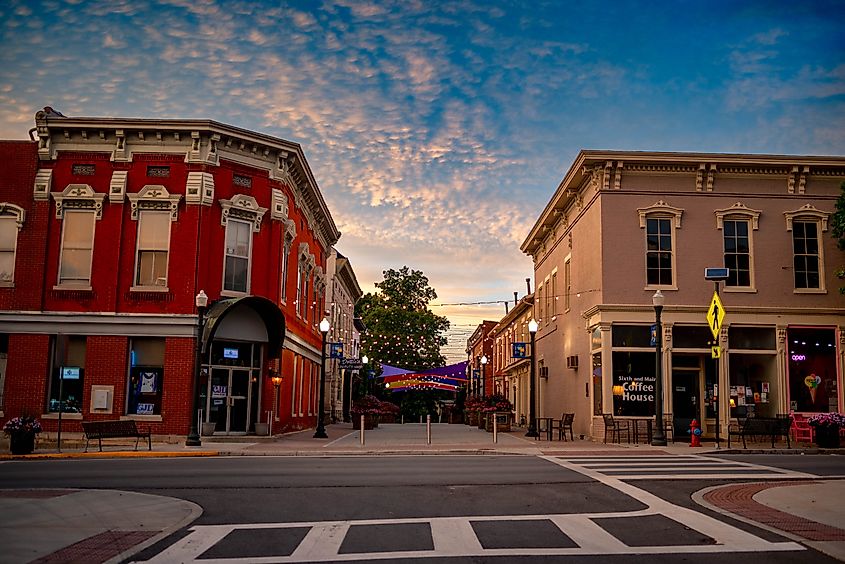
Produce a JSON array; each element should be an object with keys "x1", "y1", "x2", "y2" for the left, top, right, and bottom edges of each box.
[{"x1": 201, "y1": 296, "x2": 285, "y2": 357}]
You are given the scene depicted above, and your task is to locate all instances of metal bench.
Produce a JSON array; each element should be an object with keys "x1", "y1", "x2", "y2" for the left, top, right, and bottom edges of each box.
[
  {"x1": 81, "y1": 420, "x2": 152, "y2": 452},
  {"x1": 727, "y1": 416, "x2": 791, "y2": 449}
]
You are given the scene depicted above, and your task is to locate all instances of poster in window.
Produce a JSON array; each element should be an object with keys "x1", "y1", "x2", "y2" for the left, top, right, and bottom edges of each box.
[
  {"x1": 140, "y1": 371, "x2": 158, "y2": 393},
  {"x1": 136, "y1": 403, "x2": 154, "y2": 415},
  {"x1": 212, "y1": 385, "x2": 227, "y2": 398}
]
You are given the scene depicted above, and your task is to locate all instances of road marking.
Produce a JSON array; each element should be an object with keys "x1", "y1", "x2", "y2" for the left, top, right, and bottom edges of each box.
[{"x1": 558, "y1": 454, "x2": 816, "y2": 480}]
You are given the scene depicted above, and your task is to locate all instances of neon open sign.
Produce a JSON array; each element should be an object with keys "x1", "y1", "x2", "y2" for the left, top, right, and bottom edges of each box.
[{"x1": 791, "y1": 354, "x2": 806, "y2": 361}]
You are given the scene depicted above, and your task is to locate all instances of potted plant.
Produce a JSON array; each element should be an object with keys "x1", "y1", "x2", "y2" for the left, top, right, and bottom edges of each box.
[
  {"x1": 464, "y1": 397, "x2": 484, "y2": 426},
  {"x1": 808, "y1": 412, "x2": 845, "y2": 448},
  {"x1": 484, "y1": 394, "x2": 513, "y2": 432},
  {"x1": 352, "y1": 395, "x2": 382, "y2": 430},
  {"x1": 378, "y1": 400, "x2": 401, "y2": 424},
  {"x1": 3, "y1": 415, "x2": 43, "y2": 455}
]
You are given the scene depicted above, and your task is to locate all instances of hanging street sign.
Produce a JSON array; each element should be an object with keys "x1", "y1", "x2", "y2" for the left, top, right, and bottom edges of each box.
[
  {"x1": 706, "y1": 292, "x2": 725, "y2": 340},
  {"x1": 339, "y1": 358, "x2": 363, "y2": 370}
]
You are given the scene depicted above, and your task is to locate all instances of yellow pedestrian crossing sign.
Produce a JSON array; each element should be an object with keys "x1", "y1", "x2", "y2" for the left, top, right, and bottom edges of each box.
[
  {"x1": 711, "y1": 346, "x2": 721, "y2": 359},
  {"x1": 706, "y1": 292, "x2": 725, "y2": 340}
]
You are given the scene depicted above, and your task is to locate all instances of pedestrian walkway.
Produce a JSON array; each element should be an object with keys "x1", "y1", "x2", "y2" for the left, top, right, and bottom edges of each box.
[{"x1": 556, "y1": 453, "x2": 817, "y2": 480}]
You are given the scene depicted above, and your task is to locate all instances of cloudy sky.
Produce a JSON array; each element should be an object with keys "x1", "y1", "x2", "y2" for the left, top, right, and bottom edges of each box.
[{"x1": 1, "y1": 0, "x2": 844, "y2": 362}]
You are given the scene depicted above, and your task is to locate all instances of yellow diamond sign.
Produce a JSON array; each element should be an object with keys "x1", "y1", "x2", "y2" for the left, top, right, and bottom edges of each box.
[{"x1": 706, "y1": 292, "x2": 725, "y2": 340}]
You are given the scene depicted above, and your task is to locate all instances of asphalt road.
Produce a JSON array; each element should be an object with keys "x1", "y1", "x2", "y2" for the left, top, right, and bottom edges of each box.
[{"x1": 1, "y1": 454, "x2": 841, "y2": 563}]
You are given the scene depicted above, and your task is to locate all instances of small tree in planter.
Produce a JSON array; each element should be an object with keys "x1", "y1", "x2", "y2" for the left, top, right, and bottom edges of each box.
[
  {"x1": 464, "y1": 397, "x2": 486, "y2": 426},
  {"x1": 483, "y1": 394, "x2": 513, "y2": 432}
]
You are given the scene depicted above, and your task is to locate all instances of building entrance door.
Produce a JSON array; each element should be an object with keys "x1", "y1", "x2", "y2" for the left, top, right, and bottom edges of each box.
[
  {"x1": 208, "y1": 367, "x2": 252, "y2": 434},
  {"x1": 672, "y1": 369, "x2": 701, "y2": 441}
]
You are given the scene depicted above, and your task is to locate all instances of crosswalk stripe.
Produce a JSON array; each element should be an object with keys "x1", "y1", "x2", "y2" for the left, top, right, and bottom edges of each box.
[{"x1": 554, "y1": 454, "x2": 816, "y2": 480}]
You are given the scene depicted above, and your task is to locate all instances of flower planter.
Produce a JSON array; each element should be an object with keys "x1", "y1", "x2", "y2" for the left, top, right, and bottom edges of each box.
[
  {"x1": 10, "y1": 433, "x2": 35, "y2": 455},
  {"x1": 485, "y1": 412, "x2": 511, "y2": 432},
  {"x1": 466, "y1": 410, "x2": 479, "y2": 426},
  {"x1": 814, "y1": 425, "x2": 841, "y2": 448},
  {"x1": 352, "y1": 414, "x2": 376, "y2": 430}
]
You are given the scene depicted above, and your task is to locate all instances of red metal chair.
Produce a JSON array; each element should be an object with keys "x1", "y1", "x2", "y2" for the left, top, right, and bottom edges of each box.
[{"x1": 791, "y1": 413, "x2": 813, "y2": 443}]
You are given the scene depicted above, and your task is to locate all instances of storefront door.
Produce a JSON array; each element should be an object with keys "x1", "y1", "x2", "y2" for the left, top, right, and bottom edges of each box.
[
  {"x1": 672, "y1": 369, "x2": 700, "y2": 440},
  {"x1": 208, "y1": 368, "x2": 252, "y2": 434}
]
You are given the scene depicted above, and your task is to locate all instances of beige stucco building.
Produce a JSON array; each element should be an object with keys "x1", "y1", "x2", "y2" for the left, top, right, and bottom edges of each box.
[
  {"x1": 522, "y1": 151, "x2": 845, "y2": 440},
  {"x1": 325, "y1": 249, "x2": 362, "y2": 422}
]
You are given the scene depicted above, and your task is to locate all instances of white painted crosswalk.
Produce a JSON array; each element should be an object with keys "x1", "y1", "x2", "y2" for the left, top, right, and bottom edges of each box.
[{"x1": 553, "y1": 454, "x2": 816, "y2": 480}]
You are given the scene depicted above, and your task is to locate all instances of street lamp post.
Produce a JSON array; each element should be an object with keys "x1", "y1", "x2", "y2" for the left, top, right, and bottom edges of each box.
[
  {"x1": 480, "y1": 355, "x2": 488, "y2": 397},
  {"x1": 361, "y1": 354, "x2": 369, "y2": 396},
  {"x1": 186, "y1": 290, "x2": 208, "y2": 447},
  {"x1": 525, "y1": 319, "x2": 539, "y2": 437},
  {"x1": 314, "y1": 317, "x2": 330, "y2": 438},
  {"x1": 652, "y1": 290, "x2": 667, "y2": 446}
]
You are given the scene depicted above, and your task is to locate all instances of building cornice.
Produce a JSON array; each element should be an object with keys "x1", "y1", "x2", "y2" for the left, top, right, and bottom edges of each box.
[
  {"x1": 33, "y1": 110, "x2": 340, "y2": 250},
  {"x1": 521, "y1": 150, "x2": 845, "y2": 256}
]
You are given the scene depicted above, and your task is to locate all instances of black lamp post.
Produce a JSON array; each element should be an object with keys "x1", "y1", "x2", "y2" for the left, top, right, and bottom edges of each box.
[
  {"x1": 186, "y1": 289, "x2": 208, "y2": 447},
  {"x1": 361, "y1": 355, "x2": 368, "y2": 396},
  {"x1": 525, "y1": 318, "x2": 539, "y2": 437},
  {"x1": 652, "y1": 290, "x2": 667, "y2": 446},
  {"x1": 481, "y1": 355, "x2": 488, "y2": 397},
  {"x1": 314, "y1": 317, "x2": 330, "y2": 438}
]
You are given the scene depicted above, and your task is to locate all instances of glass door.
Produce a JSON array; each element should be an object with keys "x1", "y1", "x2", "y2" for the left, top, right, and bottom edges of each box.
[
  {"x1": 209, "y1": 368, "x2": 229, "y2": 433},
  {"x1": 229, "y1": 369, "x2": 250, "y2": 433},
  {"x1": 672, "y1": 369, "x2": 701, "y2": 440}
]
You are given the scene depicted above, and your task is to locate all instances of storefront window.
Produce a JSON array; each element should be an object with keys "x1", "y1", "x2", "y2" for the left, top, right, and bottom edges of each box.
[
  {"x1": 728, "y1": 354, "x2": 777, "y2": 418},
  {"x1": 788, "y1": 327, "x2": 838, "y2": 413},
  {"x1": 673, "y1": 325, "x2": 713, "y2": 349},
  {"x1": 729, "y1": 327, "x2": 776, "y2": 350},
  {"x1": 128, "y1": 338, "x2": 165, "y2": 415},
  {"x1": 211, "y1": 341, "x2": 258, "y2": 367},
  {"x1": 612, "y1": 326, "x2": 652, "y2": 348},
  {"x1": 611, "y1": 351, "x2": 656, "y2": 416},
  {"x1": 48, "y1": 335, "x2": 86, "y2": 413}
]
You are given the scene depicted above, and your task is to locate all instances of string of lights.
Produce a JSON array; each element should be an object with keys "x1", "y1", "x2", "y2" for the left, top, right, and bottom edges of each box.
[{"x1": 430, "y1": 288, "x2": 600, "y2": 308}]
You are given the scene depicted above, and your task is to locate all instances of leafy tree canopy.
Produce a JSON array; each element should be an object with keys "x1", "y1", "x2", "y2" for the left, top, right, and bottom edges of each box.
[{"x1": 356, "y1": 267, "x2": 450, "y2": 372}]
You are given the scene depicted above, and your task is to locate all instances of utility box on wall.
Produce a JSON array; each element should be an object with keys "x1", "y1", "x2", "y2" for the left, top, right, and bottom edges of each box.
[{"x1": 90, "y1": 386, "x2": 114, "y2": 413}]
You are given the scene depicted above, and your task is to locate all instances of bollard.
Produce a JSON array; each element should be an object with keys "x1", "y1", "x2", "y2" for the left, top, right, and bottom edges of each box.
[
  {"x1": 493, "y1": 415, "x2": 498, "y2": 444},
  {"x1": 360, "y1": 415, "x2": 365, "y2": 446},
  {"x1": 266, "y1": 410, "x2": 273, "y2": 437},
  {"x1": 427, "y1": 414, "x2": 431, "y2": 445}
]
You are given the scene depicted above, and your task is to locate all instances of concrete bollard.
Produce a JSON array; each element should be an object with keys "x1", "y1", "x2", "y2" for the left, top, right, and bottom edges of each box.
[
  {"x1": 493, "y1": 415, "x2": 498, "y2": 444},
  {"x1": 360, "y1": 415, "x2": 365, "y2": 446},
  {"x1": 427, "y1": 414, "x2": 431, "y2": 445}
]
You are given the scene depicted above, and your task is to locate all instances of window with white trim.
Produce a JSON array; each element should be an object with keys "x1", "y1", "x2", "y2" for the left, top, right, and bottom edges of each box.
[
  {"x1": 564, "y1": 257, "x2": 571, "y2": 312},
  {"x1": 134, "y1": 211, "x2": 171, "y2": 288},
  {"x1": 645, "y1": 218, "x2": 673, "y2": 286},
  {"x1": 281, "y1": 236, "x2": 292, "y2": 302},
  {"x1": 792, "y1": 221, "x2": 821, "y2": 289},
  {"x1": 58, "y1": 211, "x2": 96, "y2": 286},
  {"x1": 223, "y1": 218, "x2": 251, "y2": 293},
  {"x1": 0, "y1": 215, "x2": 19, "y2": 284},
  {"x1": 723, "y1": 220, "x2": 751, "y2": 288},
  {"x1": 638, "y1": 201, "x2": 683, "y2": 289}
]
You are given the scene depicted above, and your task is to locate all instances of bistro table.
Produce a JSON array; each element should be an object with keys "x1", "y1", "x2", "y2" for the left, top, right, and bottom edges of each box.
[
  {"x1": 534, "y1": 417, "x2": 554, "y2": 441},
  {"x1": 630, "y1": 417, "x2": 654, "y2": 444}
]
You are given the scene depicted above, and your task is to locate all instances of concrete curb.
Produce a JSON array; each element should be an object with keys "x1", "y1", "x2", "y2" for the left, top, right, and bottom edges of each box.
[{"x1": 0, "y1": 450, "x2": 219, "y2": 460}]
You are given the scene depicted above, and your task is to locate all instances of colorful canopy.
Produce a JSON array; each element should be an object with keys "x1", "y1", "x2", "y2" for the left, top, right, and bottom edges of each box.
[{"x1": 381, "y1": 361, "x2": 468, "y2": 392}]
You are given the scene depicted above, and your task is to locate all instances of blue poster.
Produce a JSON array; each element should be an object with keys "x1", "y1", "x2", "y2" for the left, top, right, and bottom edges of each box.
[
  {"x1": 330, "y1": 343, "x2": 344, "y2": 359},
  {"x1": 512, "y1": 343, "x2": 527, "y2": 359}
]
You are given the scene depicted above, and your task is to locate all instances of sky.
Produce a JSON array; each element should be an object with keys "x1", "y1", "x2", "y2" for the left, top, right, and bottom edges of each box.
[{"x1": 1, "y1": 0, "x2": 844, "y2": 363}]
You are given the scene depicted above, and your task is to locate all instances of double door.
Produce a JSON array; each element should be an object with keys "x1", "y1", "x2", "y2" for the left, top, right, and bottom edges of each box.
[{"x1": 208, "y1": 367, "x2": 252, "y2": 434}]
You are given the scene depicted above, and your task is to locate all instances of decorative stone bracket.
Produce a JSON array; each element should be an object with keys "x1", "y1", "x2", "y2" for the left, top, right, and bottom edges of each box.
[{"x1": 51, "y1": 184, "x2": 106, "y2": 219}]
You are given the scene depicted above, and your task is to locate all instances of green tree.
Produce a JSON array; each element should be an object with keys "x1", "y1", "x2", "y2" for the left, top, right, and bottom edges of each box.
[
  {"x1": 356, "y1": 267, "x2": 450, "y2": 374},
  {"x1": 833, "y1": 181, "x2": 845, "y2": 294}
]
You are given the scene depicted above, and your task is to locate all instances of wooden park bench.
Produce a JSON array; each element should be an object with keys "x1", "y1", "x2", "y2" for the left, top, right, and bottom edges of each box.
[
  {"x1": 727, "y1": 416, "x2": 791, "y2": 449},
  {"x1": 81, "y1": 420, "x2": 152, "y2": 452}
]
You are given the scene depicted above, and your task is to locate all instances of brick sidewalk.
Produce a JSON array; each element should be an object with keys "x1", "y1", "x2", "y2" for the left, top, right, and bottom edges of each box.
[{"x1": 703, "y1": 481, "x2": 845, "y2": 542}]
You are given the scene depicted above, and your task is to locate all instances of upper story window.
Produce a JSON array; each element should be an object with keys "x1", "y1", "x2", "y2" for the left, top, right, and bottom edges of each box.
[
  {"x1": 564, "y1": 256, "x2": 571, "y2": 312},
  {"x1": 792, "y1": 221, "x2": 821, "y2": 289},
  {"x1": 638, "y1": 201, "x2": 684, "y2": 290},
  {"x1": 646, "y1": 218, "x2": 673, "y2": 286},
  {"x1": 59, "y1": 210, "x2": 95, "y2": 287},
  {"x1": 219, "y1": 194, "x2": 267, "y2": 296},
  {"x1": 784, "y1": 204, "x2": 830, "y2": 293},
  {"x1": 281, "y1": 221, "x2": 295, "y2": 303},
  {"x1": 134, "y1": 211, "x2": 171, "y2": 288},
  {"x1": 223, "y1": 219, "x2": 251, "y2": 293},
  {"x1": 723, "y1": 220, "x2": 751, "y2": 287},
  {"x1": 715, "y1": 203, "x2": 761, "y2": 291},
  {"x1": 0, "y1": 204, "x2": 25, "y2": 285}
]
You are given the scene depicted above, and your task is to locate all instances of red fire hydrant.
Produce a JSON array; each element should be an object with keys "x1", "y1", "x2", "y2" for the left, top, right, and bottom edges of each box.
[{"x1": 689, "y1": 419, "x2": 702, "y2": 447}]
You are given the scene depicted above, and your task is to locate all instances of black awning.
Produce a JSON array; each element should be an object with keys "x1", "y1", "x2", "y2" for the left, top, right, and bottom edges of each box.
[{"x1": 201, "y1": 295, "x2": 285, "y2": 358}]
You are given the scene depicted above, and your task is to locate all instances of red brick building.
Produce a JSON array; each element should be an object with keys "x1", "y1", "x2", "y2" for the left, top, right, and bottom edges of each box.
[
  {"x1": 467, "y1": 321, "x2": 497, "y2": 397},
  {"x1": 0, "y1": 108, "x2": 340, "y2": 439}
]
